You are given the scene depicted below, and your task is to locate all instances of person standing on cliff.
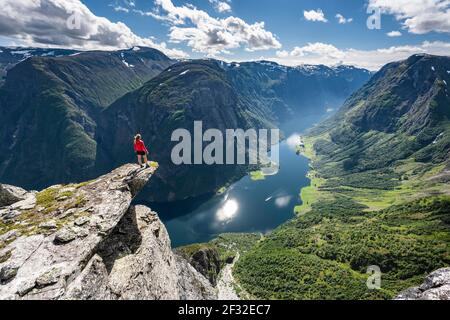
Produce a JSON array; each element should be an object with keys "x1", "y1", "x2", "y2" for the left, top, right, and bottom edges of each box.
[{"x1": 134, "y1": 134, "x2": 150, "y2": 168}]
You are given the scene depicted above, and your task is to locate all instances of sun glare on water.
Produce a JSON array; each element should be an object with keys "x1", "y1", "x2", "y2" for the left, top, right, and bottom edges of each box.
[{"x1": 217, "y1": 199, "x2": 239, "y2": 222}]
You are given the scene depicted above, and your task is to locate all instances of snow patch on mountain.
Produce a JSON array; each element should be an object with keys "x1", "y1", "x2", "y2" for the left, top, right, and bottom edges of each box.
[
  {"x1": 120, "y1": 52, "x2": 134, "y2": 68},
  {"x1": 40, "y1": 51, "x2": 55, "y2": 57}
]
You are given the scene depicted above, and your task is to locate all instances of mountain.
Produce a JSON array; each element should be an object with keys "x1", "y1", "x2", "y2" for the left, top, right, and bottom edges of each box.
[
  {"x1": 1, "y1": 164, "x2": 447, "y2": 300},
  {"x1": 0, "y1": 46, "x2": 370, "y2": 200},
  {"x1": 228, "y1": 54, "x2": 450, "y2": 300},
  {"x1": 225, "y1": 61, "x2": 372, "y2": 118},
  {"x1": 96, "y1": 60, "x2": 271, "y2": 201},
  {"x1": 0, "y1": 47, "x2": 174, "y2": 190},
  {"x1": 0, "y1": 47, "x2": 80, "y2": 86},
  {"x1": 0, "y1": 164, "x2": 215, "y2": 300},
  {"x1": 96, "y1": 59, "x2": 371, "y2": 201},
  {"x1": 311, "y1": 54, "x2": 450, "y2": 177}
]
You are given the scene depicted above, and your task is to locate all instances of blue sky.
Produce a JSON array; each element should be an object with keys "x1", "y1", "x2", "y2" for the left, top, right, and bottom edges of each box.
[{"x1": 1, "y1": 0, "x2": 449, "y2": 70}]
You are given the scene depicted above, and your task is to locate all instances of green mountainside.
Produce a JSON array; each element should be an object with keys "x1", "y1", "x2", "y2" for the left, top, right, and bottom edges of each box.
[
  {"x1": 0, "y1": 52, "x2": 370, "y2": 199},
  {"x1": 96, "y1": 60, "x2": 275, "y2": 201},
  {"x1": 225, "y1": 61, "x2": 372, "y2": 120},
  {"x1": 96, "y1": 60, "x2": 371, "y2": 201},
  {"x1": 0, "y1": 47, "x2": 173, "y2": 189},
  {"x1": 230, "y1": 54, "x2": 450, "y2": 299},
  {"x1": 0, "y1": 47, "x2": 80, "y2": 86},
  {"x1": 1, "y1": 46, "x2": 449, "y2": 300}
]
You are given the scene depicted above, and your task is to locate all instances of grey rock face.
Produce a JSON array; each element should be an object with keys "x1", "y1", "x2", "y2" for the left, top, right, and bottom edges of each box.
[
  {"x1": 0, "y1": 192, "x2": 37, "y2": 226},
  {"x1": 396, "y1": 268, "x2": 450, "y2": 300},
  {"x1": 188, "y1": 248, "x2": 222, "y2": 286},
  {"x1": 0, "y1": 164, "x2": 215, "y2": 300},
  {"x1": 0, "y1": 184, "x2": 28, "y2": 207},
  {"x1": 176, "y1": 255, "x2": 217, "y2": 300},
  {"x1": 53, "y1": 229, "x2": 77, "y2": 245}
]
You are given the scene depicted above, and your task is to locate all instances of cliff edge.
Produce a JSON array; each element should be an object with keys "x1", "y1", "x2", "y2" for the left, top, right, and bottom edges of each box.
[{"x1": 0, "y1": 164, "x2": 215, "y2": 300}]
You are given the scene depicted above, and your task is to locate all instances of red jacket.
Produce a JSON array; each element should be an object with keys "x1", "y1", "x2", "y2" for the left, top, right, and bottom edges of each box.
[{"x1": 134, "y1": 139, "x2": 148, "y2": 153}]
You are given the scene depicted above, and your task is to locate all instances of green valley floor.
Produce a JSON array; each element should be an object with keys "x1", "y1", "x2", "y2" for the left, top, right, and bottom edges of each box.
[
  {"x1": 182, "y1": 134, "x2": 450, "y2": 300},
  {"x1": 233, "y1": 133, "x2": 450, "y2": 300}
]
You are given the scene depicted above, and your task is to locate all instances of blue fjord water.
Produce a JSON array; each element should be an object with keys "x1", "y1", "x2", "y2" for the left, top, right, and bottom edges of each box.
[{"x1": 147, "y1": 115, "x2": 322, "y2": 247}]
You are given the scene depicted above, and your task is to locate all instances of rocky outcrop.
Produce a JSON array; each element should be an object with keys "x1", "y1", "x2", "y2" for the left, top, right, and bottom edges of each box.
[
  {"x1": 0, "y1": 164, "x2": 215, "y2": 300},
  {"x1": 396, "y1": 268, "x2": 450, "y2": 300},
  {"x1": 188, "y1": 248, "x2": 222, "y2": 287},
  {"x1": 0, "y1": 184, "x2": 29, "y2": 207}
]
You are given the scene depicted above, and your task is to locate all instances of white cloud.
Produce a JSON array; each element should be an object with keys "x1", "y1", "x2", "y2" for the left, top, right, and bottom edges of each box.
[
  {"x1": 109, "y1": 0, "x2": 136, "y2": 13},
  {"x1": 369, "y1": 0, "x2": 450, "y2": 34},
  {"x1": 336, "y1": 14, "x2": 353, "y2": 24},
  {"x1": 303, "y1": 9, "x2": 328, "y2": 22},
  {"x1": 387, "y1": 30, "x2": 402, "y2": 37},
  {"x1": 286, "y1": 42, "x2": 345, "y2": 60},
  {"x1": 274, "y1": 41, "x2": 450, "y2": 70},
  {"x1": 208, "y1": 0, "x2": 232, "y2": 13},
  {"x1": 112, "y1": 6, "x2": 130, "y2": 13},
  {"x1": 145, "y1": 0, "x2": 281, "y2": 56},
  {"x1": 0, "y1": 0, "x2": 187, "y2": 58}
]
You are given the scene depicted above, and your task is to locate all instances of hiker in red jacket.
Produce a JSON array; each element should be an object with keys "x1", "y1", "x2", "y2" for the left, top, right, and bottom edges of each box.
[{"x1": 134, "y1": 134, "x2": 150, "y2": 167}]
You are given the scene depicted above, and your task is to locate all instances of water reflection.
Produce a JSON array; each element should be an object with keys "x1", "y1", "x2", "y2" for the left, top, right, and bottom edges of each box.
[
  {"x1": 144, "y1": 115, "x2": 325, "y2": 247},
  {"x1": 261, "y1": 162, "x2": 280, "y2": 176},
  {"x1": 217, "y1": 199, "x2": 239, "y2": 223},
  {"x1": 286, "y1": 133, "x2": 302, "y2": 151},
  {"x1": 274, "y1": 196, "x2": 292, "y2": 208}
]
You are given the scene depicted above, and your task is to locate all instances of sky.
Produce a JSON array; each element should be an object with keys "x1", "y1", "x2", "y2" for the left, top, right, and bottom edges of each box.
[{"x1": 0, "y1": 0, "x2": 449, "y2": 70}]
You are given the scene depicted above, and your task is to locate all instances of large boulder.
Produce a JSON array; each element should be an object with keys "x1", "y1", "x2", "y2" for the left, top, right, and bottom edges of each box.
[
  {"x1": 0, "y1": 184, "x2": 28, "y2": 207},
  {"x1": 396, "y1": 268, "x2": 450, "y2": 300}
]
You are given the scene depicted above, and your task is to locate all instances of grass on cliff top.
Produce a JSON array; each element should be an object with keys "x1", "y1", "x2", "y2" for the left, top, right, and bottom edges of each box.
[
  {"x1": 0, "y1": 184, "x2": 89, "y2": 241},
  {"x1": 177, "y1": 233, "x2": 262, "y2": 269},
  {"x1": 176, "y1": 243, "x2": 217, "y2": 260}
]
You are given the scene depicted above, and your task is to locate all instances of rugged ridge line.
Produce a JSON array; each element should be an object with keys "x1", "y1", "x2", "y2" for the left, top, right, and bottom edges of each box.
[{"x1": 0, "y1": 164, "x2": 215, "y2": 300}]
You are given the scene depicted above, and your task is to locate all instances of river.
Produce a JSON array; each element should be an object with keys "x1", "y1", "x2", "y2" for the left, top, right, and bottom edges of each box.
[{"x1": 147, "y1": 115, "x2": 324, "y2": 247}]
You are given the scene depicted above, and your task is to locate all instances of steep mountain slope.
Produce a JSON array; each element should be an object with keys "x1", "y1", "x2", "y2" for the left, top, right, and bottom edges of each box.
[
  {"x1": 0, "y1": 47, "x2": 80, "y2": 86},
  {"x1": 311, "y1": 54, "x2": 450, "y2": 177},
  {"x1": 225, "y1": 61, "x2": 371, "y2": 118},
  {"x1": 96, "y1": 60, "x2": 273, "y2": 201},
  {"x1": 0, "y1": 47, "x2": 370, "y2": 199},
  {"x1": 0, "y1": 47, "x2": 173, "y2": 190},
  {"x1": 233, "y1": 54, "x2": 450, "y2": 300},
  {"x1": 96, "y1": 60, "x2": 371, "y2": 201}
]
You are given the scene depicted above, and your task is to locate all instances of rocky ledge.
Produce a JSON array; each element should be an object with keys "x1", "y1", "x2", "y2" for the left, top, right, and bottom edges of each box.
[
  {"x1": 0, "y1": 164, "x2": 215, "y2": 300},
  {"x1": 396, "y1": 268, "x2": 450, "y2": 300}
]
